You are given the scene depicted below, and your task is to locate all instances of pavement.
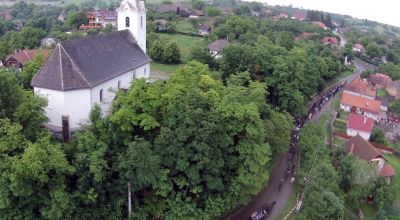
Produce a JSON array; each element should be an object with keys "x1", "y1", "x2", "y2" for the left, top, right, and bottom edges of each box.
[{"x1": 223, "y1": 54, "x2": 377, "y2": 220}]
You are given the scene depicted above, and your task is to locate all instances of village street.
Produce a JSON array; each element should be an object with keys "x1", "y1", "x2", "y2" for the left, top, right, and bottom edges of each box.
[{"x1": 224, "y1": 57, "x2": 377, "y2": 220}]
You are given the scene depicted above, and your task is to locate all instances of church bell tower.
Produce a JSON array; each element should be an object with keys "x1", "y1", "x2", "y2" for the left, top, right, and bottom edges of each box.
[{"x1": 117, "y1": 0, "x2": 146, "y2": 53}]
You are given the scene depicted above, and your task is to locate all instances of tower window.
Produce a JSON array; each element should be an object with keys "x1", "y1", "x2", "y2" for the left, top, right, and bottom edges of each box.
[
  {"x1": 118, "y1": 81, "x2": 121, "y2": 88},
  {"x1": 125, "y1": 17, "x2": 130, "y2": 28},
  {"x1": 141, "y1": 16, "x2": 143, "y2": 28},
  {"x1": 100, "y1": 89, "x2": 103, "y2": 102},
  {"x1": 144, "y1": 67, "x2": 147, "y2": 76}
]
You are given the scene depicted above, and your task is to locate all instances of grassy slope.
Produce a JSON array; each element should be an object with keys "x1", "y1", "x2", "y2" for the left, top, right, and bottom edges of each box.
[
  {"x1": 157, "y1": 33, "x2": 203, "y2": 62},
  {"x1": 151, "y1": 62, "x2": 180, "y2": 74}
]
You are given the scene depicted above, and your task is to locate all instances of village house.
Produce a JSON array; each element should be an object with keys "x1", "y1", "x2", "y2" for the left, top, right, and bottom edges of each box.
[
  {"x1": 80, "y1": 10, "x2": 118, "y2": 30},
  {"x1": 31, "y1": 0, "x2": 150, "y2": 136},
  {"x1": 345, "y1": 135, "x2": 396, "y2": 182},
  {"x1": 208, "y1": 39, "x2": 229, "y2": 59},
  {"x1": 321, "y1": 36, "x2": 339, "y2": 45},
  {"x1": 0, "y1": 10, "x2": 12, "y2": 20},
  {"x1": 313, "y1": 21, "x2": 328, "y2": 30},
  {"x1": 273, "y1": 13, "x2": 289, "y2": 20},
  {"x1": 340, "y1": 92, "x2": 381, "y2": 121},
  {"x1": 343, "y1": 77, "x2": 376, "y2": 99},
  {"x1": 346, "y1": 113, "x2": 374, "y2": 140},
  {"x1": 367, "y1": 73, "x2": 393, "y2": 89},
  {"x1": 2, "y1": 49, "x2": 51, "y2": 69},
  {"x1": 198, "y1": 24, "x2": 211, "y2": 36},
  {"x1": 157, "y1": 3, "x2": 190, "y2": 17},
  {"x1": 386, "y1": 80, "x2": 400, "y2": 99},
  {"x1": 189, "y1": 10, "x2": 204, "y2": 18},
  {"x1": 58, "y1": 11, "x2": 66, "y2": 22},
  {"x1": 352, "y1": 43, "x2": 365, "y2": 53},
  {"x1": 291, "y1": 12, "x2": 306, "y2": 21},
  {"x1": 153, "y1": 19, "x2": 169, "y2": 32},
  {"x1": 41, "y1": 37, "x2": 57, "y2": 48}
]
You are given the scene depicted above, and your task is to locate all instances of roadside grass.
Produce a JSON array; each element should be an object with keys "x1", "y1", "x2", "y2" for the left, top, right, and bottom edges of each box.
[
  {"x1": 377, "y1": 89, "x2": 388, "y2": 97},
  {"x1": 331, "y1": 95, "x2": 341, "y2": 111},
  {"x1": 157, "y1": 33, "x2": 203, "y2": 62},
  {"x1": 151, "y1": 62, "x2": 181, "y2": 74},
  {"x1": 332, "y1": 70, "x2": 353, "y2": 84}
]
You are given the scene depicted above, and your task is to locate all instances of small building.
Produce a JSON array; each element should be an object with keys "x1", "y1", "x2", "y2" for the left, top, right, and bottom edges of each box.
[
  {"x1": 313, "y1": 21, "x2": 328, "y2": 30},
  {"x1": 346, "y1": 113, "x2": 374, "y2": 140},
  {"x1": 321, "y1": 36, "x2": 338, "y2": 45},
  {"x1": 80, "y1": 10, "x2": 118, "y2": 30},
  {"x1": 58, "y1": 11, "x2": 66, "y2": 22},
  {"x1": 345, "y1": 135, "x2": 396, "y2": 183},
  {"x1": 291, "y1": 12, "x2": 306, "y2": 21},
  {"x1": 157, "y1": 3, "x2": 179, "y2": 13},
  {"x1": 366, "y1": 73, "x2": 392, "y2": 90},
  {"x1": 207, "y1": 39, "x2": 229, "y2": 59},
  {"x1": 2, "y1": 49, "x2": 51, "y2": 69},
  {"x1": 343, "y1": 77, "x2": 376, "y2": 100},
  {"x1": 352, "y1": 43, "x2": 365, "y2": 53},
  {"x1": 153, "y1": 19, "x2": 169, "y2": 32},
  {"x1": 340, "y1": 92, "x2": 381, "y2": 121},
  {"x1": 189, "y1": 10, "x2": 204, "y2": 18},
  {"x1": 386, "y1": 80, "x2": 400, "y2": 99},
  {"x1": 41, "y1": 37, "x2": 57, "y2": 48},
  {"x1": 198, "y1": 24, "x2": 211, "y2": 36}
]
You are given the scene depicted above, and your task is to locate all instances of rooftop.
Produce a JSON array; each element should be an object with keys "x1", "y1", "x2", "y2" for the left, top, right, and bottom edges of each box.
[
  {"x1": 340, "y1": 92, "x2": 381, "y2": 114},
  {"x1": 321, "y1": 36, "x2": 338, "y2": 44},
  {"x1": 5, "y1": 49, "x2": 52, "y2": 65},
  {"x1": 344, "y1": 77, "x2": 376, "y2": 98},
  {"x1": 208, "y1": 39, "x2": 229, "y2": 53},
  {"x1": 347, "y1": 113, "x2": 374, "y2": 133},
  {"x1": 379, "y1": 164, "x2": 396, "y2": 177},
  {"x1": 345, "y1": 135, "x2": 382, "y2": 161},
  {"x1": 367, "y1": 73, "x2": 393, "y2": 88}
]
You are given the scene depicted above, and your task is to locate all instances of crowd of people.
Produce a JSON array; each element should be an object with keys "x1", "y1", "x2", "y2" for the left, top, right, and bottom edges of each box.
[
  {"x1": 250, "y1": 201, "x2": 277, "y2": 220},
  {"x1": 250, "y1": 80, "x2": 347, "y2": 220}
]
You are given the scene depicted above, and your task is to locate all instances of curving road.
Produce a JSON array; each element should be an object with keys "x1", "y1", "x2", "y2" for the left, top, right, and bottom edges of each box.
[{"x1": 223, "y1": 56, "x2": 377, "y2": 220}]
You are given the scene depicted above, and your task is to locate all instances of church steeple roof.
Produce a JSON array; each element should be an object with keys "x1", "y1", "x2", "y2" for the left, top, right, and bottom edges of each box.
[
  {"x1": 32, "y1": 30, "x2": 151, "y2": 91},
  {"x1": 117, "y1": 0, "x2": 145, "y2": 12}
]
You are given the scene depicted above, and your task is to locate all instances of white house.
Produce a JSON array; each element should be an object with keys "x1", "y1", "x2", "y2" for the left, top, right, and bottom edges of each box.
[
  {"x1": 346, "y1": 113, "x2": 374, "y2": 140},
  {"x1": 340, "y1": 92, "x2": 381, "y2": 121},
  {"x1": 207, "y1": 39, "x2": 229, "y2": 59},
  {"x1": 31, "y1": 0, "x2": 151, "y2": 135}
]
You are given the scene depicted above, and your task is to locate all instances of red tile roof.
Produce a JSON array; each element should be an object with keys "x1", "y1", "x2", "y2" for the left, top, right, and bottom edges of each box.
[
  {"x1": 379, "y1": 164, "x2": 396, "y2": 177},
  {"x1": 353, "y1": 43, "x2": 365, "y2": 50},
  {"x1": 347, "y1": 113, "x2": 374, "y2": 133},
  {"x1": 367, "y1": 73, "x2": 393, "y2": 88},
  {"x1": 345, "y1": 135, "x2": 382, "y2": 161},
  {"x1": 321, "y1": 37, "x2": 338, "y2": 44},
  {"x1": 5, "y1": 49, "x2": 51, "y2": 65},
  {"x1": 291, "y1": 12, "x2": 306, "y2": 20},
  {"x1": 344, "y1": 77, "x2": 376, "y2": 98},
  {"x1": 313, "y1": 21, "x2": 327, "y2": 29},
  {"x1": 340, "y1": 92, "x2": 381, "y2": 114}
]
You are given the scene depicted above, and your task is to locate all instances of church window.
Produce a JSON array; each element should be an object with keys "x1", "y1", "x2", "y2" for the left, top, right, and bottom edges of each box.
[
  {"x1": 118, "y1": 81, "x2": 121, "y2": 88},
  {"x1": 144, "y1": 67, "x2": 147, "y2": 76},
  {"x1": 126, "y1": 17, "x2": 130, "y2": 27},
  {"x1": 100, "y1": 89, "x2": 103, "y2": 102},
  {"x1": 141, "y1": 16, "x2": 143, "y2": 28}
]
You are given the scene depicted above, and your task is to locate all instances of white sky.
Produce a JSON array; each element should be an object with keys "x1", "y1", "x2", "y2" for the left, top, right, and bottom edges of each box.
[{"x1": 244, "y1": 0, "x2": 400, "y2": 27}]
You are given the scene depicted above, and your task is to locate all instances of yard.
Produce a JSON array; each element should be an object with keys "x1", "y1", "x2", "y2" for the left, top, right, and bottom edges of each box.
[
  {"x1": 384, "y1": 154, "x2": 400, "y2": 198},
  {"x1": 174, "y1": 20, "x2": 197, "y2": 35},
  {"x1": 333, "y1": 120, "x2": 347, "y2": 133},
  {"x1": 151, "y1": 62, "x2": 180, "y2": 75},
  {"x1": 157, "y1": 33, "x2": 203, "y2": 62},
  {"x1": 377, "y1": 89, "x2": 388, "y2": 97}
]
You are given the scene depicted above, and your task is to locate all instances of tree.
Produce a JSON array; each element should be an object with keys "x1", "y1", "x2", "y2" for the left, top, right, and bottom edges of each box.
[
  {"x1": 162, "y1": 42, "x2": 181, "y2": 64},
  {"x1": 148, "y1": 39, "x2": 164, "y2": 62},
  {"x1": 66, "y1": 12, "x2": 88, "y2": 30},
  {"x1": 370, "y1": 128, "x2": 387, "y2": 146},
  {"x1": 366, "y1": 43, "x2": 381, "y2": 57},
  {"x1": 190, "y1": 43, "x2": 217, "y2": 69},
  {"x1": 191, "y1": 0, "x2": 204, "y2": 10},
  {"x1": 8, "y1": 27, "x2": 46, "y2": 50},
  {"x1": 102, "y1": 24, "x2": 117, "y2": 33},
  {"x1": 390, "y1": 99, "x2": 400, "y2": 115}
]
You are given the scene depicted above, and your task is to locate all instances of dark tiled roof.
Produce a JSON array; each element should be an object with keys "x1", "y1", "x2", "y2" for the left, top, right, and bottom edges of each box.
[
  {"x1": 207, "y1": 39, "x2": 229, "y2": 52},
  {"x1": 198, "y1": 24, "x2": 211, "y2": 32},
  {"x1": 32, "y1": 30, "x2": 151, "y2": 91},
  {"x1": 157, "y1": 4, "x2": 178, "y2": 13},
  {"x1": 345, "y1": 135, "x2": 381, "y2": 161}
]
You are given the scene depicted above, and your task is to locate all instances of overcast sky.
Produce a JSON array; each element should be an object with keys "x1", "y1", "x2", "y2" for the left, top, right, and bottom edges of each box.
[{"x1": 244, "y1": 0, "x2": 400, "y2": 27}]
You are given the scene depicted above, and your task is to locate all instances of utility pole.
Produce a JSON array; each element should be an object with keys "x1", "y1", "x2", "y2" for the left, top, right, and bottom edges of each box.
[{"x1": 128, "y1": 182, "x2": 132, "y2": 218}]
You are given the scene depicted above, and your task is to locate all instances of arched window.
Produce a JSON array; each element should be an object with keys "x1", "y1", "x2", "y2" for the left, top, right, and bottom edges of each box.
[
  {"x1": 125, "y1": 17, "x2": 130, "y2": 28},
  {"x1": 99, "y1": 89, "x2": 103, "y2": 102},
  {"x1": 118, "y1": 81, "x2": 121, "y2": 88},
  {"x1": 141, "y1": 16, "x2": 143, "y2": 28}
]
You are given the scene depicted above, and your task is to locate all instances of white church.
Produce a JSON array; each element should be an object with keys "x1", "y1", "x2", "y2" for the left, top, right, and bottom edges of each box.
[{"x1": 31, "y1": 0, "x2": 150, "y2": 135}]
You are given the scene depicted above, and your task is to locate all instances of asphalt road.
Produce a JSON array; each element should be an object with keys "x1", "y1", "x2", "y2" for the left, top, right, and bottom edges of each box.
[{"x1": 223, "y1": 56, "x2": 377, "y2": 220}]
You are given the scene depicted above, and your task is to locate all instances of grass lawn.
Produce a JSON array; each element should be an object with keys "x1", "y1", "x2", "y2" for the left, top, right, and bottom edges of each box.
[
  {"x1": 384, "y1": 154, "x2": 400, "y2": 199},
  {"x1": 157, "y1": 33, "x2": 203, "y2": 62},
  {"x1": 151, "y1": 62, "x2": 181, "y2": 74},
  {"x1": 360, "y1": 204, "x2": 378, "y2": 219},
  {"x1": 333, "y1": 120, "x2": 347, "y2": 133},
  {"x1": 175, "y1": 20, "x2": 197, "y2": 34},
  {"x1": 333, "y1": 137, "x2": 346, "y2": 147},
  {"x1": 336, "y1": 110, "x2": 348, "y2": 121},
  {"x1": 377, "y1": 89, "x2": 388, "y2": 97}
]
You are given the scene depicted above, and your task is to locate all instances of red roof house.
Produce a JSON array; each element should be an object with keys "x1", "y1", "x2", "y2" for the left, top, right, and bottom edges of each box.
[
  {"x1": 344, "y1": 77, "x2": 376, "y2": 99},
  {"x1": 367, "y1": 73, "x2": 393, "y2": 89},
  {"x1": 340, "y1": 92, "x2": 381, "y2": 120},
  {"x1": 321, "y1": 36, "x2": 338, "y2": 45},
  {"x1": 379, "y1": 164, "x2": 396, "y2": 177},
  {"x1": 291, "y1": 12, "x2": 306, "y2": 21},
  {"x1": 346, "y1": 113, "x2": 374, "y2": 140},
  {"x1": 313, "y1": 21, "x2": 327, "y2": 30},
  {"x1": 2, "y1": 49, "x2": 51, "y2": 69}
]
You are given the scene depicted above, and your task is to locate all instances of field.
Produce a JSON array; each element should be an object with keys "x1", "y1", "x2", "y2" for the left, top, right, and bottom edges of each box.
[
  {"x1": 157, "y1": 33, "x2": 203, "y2": 62},
  {"x1": 151, "y1": 62, "x2": 180, "y2": 74}
]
